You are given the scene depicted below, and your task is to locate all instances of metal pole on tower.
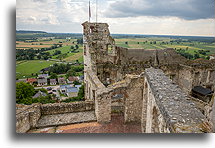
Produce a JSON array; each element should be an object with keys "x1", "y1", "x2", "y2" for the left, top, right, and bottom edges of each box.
[{"x1": 89, "y1": 0, "x2": 91, "y2": 22}]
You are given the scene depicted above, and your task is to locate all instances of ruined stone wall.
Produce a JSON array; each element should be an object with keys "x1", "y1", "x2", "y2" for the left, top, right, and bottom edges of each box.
[
  {"x1": 82, "y1": 21, "x2": 214, "y2": 132},
  {"x1": 94, "y1": 74, "x2": 145, "y2": 123},
  {"x1": 144, "y1": 83, "x2": 170, "y2": 133},
  {"x1": 161, "y1": 63, "x2": 215, "y2": 95},
  {"x1": 123, "y1": 75, "x2": 144, "y2": 123},
  {"x1": 143, "y1": 68, "x2": 212, "y2": 133},
  {"x1": 16, "y1": 104, "x2": 41, "y2": 133},
  {"x1": 212, "y1": 93, "x2": 215, "y2": 132},
  {"x1": 16, "y1": 101, "x2": 94, "y2": 133},
  {"x1": 177, "y1": 65, "x2": 194, "y2": 94},
  {"x1": 95, "y1": 88, "x2": 112, "y2": 123},
  {"x1": 40, "y1": 101, "x2": 94, "y2": 115}
]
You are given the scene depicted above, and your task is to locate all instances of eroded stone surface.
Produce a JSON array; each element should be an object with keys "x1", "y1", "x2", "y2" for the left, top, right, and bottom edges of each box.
[
  {"x1": 36, "y1": 111, "x2": 96, "y2": 128},
  {"x1": 144, "y1": 68, "x2": 211, "y2": 133},
  {"x1": 29, "y1": 114, "x2": 141, "y2": 133}
]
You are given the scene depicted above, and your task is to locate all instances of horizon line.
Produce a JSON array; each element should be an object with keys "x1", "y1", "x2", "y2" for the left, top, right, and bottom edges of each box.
[{"x1": 16, "y1": 30, "x2": 215, "y2": 38}]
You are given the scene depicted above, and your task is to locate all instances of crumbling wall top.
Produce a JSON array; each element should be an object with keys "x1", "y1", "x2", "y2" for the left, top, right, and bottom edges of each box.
[{"x1": 145, "y1": 67, "x2": 211, "y2": 133}]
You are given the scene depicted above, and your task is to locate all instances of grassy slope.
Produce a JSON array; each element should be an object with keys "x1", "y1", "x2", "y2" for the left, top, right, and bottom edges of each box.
[{"x1": 16, "y1": 60, "x2": 55, "y2": 79}]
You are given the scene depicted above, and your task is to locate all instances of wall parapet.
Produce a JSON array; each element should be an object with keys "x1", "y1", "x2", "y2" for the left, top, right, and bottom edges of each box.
[
  {"x1": 144, "y1": 67, "x2": 212, "y2": 133},
  {"x1": 16, "y1": 101, "x2": 95, "y2": 133},
  {"x1": 41, "y1": 101, "x2": 94, "y2": 115},
  {"x1": 16, "y1": 104, "x2": 41, "y2": 133}
]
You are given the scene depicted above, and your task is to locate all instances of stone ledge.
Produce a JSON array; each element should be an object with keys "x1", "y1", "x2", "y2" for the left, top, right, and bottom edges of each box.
[{"x1": 36, "y1": 111, "x2": 96, "y2": 128}]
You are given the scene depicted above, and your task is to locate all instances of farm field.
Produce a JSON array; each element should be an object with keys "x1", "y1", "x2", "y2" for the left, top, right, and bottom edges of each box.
[
  {"x1": 16, "y1": 32, "x2": 214, "y2": 80},
  {"x1": 63, "y1": 48, "x2": 83, "y2": 62},
  {"x1": 16, "y1": 60, "x2": 56, "y2": 79},
  {"x1": 16, "y1": 38, "x2": 77, "y2": 49},
  {"x1": 45, "y1": 45, "x2": 83, "y2": 62},
  {"x1": 16, "y1": 33, "x2": 84, "y2": 79},
  {"x1": 115, "y1": 38, "x2": 215, "y2": 58}
]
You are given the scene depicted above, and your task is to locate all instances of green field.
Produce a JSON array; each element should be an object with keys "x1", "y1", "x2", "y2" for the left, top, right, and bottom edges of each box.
[
  {"x1": 44, "y1": 45, "x2": 83, "y2": 62},
  {"x1": 115, "y1": 38, "x2": 215, "y2": 58},
  {"x1": 16, "y1": 34, "x2": 214, "y2": 80},
  {"x1": 16, "y1": 60, "x2": 56, "y2": 79}
]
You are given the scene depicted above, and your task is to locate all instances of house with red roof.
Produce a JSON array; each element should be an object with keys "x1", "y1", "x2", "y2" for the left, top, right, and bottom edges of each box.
[{"x1": 26, "y1": 78, "x2": 37, "y2": 85}]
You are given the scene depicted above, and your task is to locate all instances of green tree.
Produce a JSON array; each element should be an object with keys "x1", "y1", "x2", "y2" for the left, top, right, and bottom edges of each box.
[
  {"x1": 66, "y1": 69, "x2": 76, "y2": 78},
  {"x1": 37, "y1": 55, "x2": 41, "y2": 60},
  {"x1": 75, "y1": 44, "x2": 79, "y2": 49},
  {"x1": 16, "y1": 82, "x2": 35, "y2": 104},
  {"x1": 49, "y1": 72, "x2": 58, "y2": 79},
  {"x1": 194, "y1": 53, "x2": 200, "y2": 59},
  {"x1": 73, "y1": 80, "x2": 81, "y2": 85},
  {"x1": 77, "y1": 38, "x2": 83, "y2": 44},
  {"x1": 71, "y1": 46, "x2": 74, "y2": 49},
  {"x1": 77, "y1": 85, "x2": 84, "y2": 99}
]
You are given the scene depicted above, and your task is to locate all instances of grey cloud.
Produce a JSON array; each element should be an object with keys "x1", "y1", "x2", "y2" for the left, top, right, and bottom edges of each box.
[{"x1": 104, "y1": 0, "x2": 214, "y2": 20}]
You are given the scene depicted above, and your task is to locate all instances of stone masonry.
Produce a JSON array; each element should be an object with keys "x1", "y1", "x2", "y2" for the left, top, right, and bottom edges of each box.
[
  {"x1": 144, "y1": 68, "x2": 211, "y2": 133},
  {"x1": 16, "y1": 21, "x2": 215, "y2": 133},
  {"x1": 82, "y1": 21, "x2": 214, "y2": 133}
]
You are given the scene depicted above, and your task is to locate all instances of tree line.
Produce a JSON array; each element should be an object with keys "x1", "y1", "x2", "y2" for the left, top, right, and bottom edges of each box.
[{"x1": 16, "y1": 44, "x2": 62, "y2": 61}]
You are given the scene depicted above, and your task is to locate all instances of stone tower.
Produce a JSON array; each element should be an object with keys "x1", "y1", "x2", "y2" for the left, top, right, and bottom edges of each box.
[{"x1": 82, "y1": 22, "x2": 115, "y2": 73}]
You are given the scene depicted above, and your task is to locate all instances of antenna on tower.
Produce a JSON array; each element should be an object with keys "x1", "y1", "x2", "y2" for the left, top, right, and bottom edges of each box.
[{"x1": 89, "y1": 0, "x2": 91, "y2": 22}]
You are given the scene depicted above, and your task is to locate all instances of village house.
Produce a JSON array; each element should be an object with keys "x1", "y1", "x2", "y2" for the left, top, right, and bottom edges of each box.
[
  {"x1": 38, "y1": 74, "x2": 49, "y2": 78},
  {"x1": 59, "y1": 84, "x2": 79, "y2": 97},
  {"x1": 67, "y1": 76, "x2": 78, "y2": 84},
  {"x1": 58, "y1": 77, "x2": 66, "y2": 84},
  {"x1": 49, "y1": 79, "x2": 57, "y2": 85},
  {"x1": 66, "y1": 87, "x2": 79, "y2": 97},
  {"x1": 75, "y1": 85, "x2": 82, "y2": 90},
  {"x1": 37, "y1": 78, "x2": 47, "y2": 86},
  {"x1": 26, "y1": 78, "x2": 37, "y2": 85},
  {"x1": 16, "y1": 79, "x2": 27, "y2": 83},
  {"x1": 32, "y1": 90, "x2": 47, "y2": 98},
  {"x1": 59, "y1": 85, "x2": 71, "y2": 94}
]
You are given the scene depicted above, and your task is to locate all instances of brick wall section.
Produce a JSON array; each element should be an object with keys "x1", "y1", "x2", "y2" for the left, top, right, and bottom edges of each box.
[{"x1": 144, "y1": 67, "x2": 212, "y2": 133}]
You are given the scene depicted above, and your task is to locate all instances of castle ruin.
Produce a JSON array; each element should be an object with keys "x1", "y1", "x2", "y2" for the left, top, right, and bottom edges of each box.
[
  {"x1": 16, "y1": 22, "x2": 215, "y2": 133},
  {"x1": 82, "y1": 21, "x2": 215, "y2": 133}
]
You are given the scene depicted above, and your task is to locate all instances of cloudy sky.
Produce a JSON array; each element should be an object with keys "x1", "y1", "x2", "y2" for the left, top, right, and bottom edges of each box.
[{"x1": 16, "y1": 0, "x2": 215, "y2": 36}]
